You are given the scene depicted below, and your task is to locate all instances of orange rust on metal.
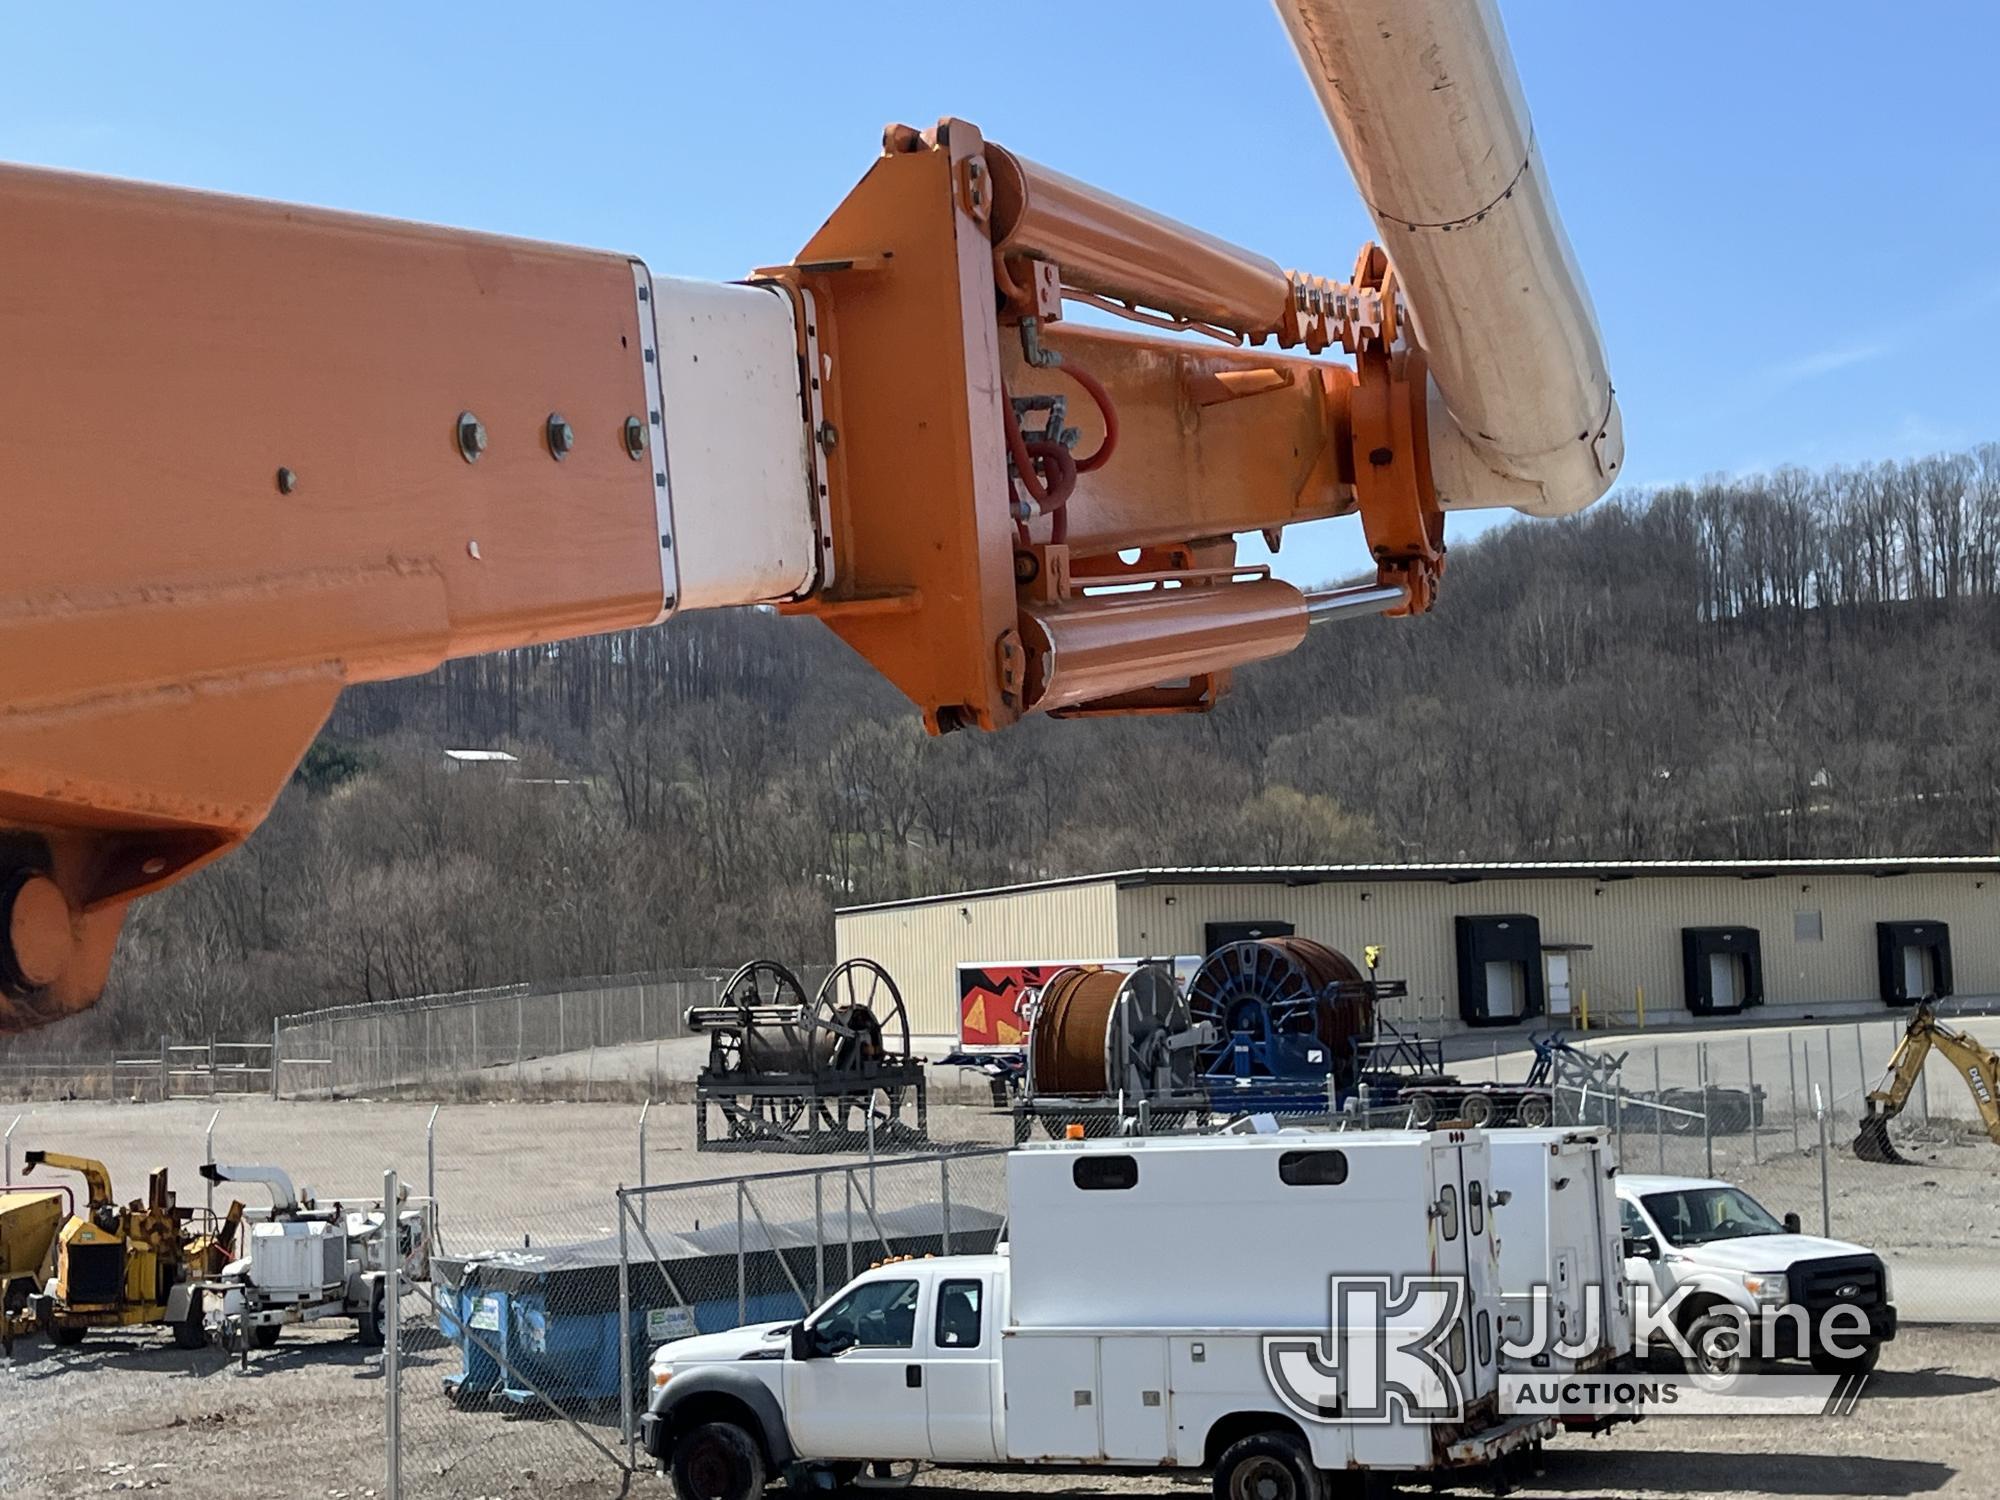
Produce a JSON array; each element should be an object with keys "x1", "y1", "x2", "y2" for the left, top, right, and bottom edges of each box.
[
  {"x1": 1019, "y1": 578, "x2": 1309, "y2": 714},
  {"x1": 986, "y1": 144, "x2": 1292, "y2": 336},
  {"x1": 0, "y1": 163, "x2": 660, "y2": 1027},
  {"x1": 1028, "y1": 966, "x2": 1128, "y2": 1095},
  {"x1": 770, "y1": 119, "x2": 1020, "y2": 734}
]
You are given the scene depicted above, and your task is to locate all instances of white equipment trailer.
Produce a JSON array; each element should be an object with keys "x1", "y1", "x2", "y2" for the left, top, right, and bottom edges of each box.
[
  {"x1": 168, "y1": 1162, "x2": 436, "y2": 1355},
  {"x1": 642, "y1": 1130, "x2": 1557, "y2": 1499}
]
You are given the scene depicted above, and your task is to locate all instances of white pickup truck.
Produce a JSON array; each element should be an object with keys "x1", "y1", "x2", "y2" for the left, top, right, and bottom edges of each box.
[
  {"x1": 641, "y1": 1130, "x2": 1573, "y2": 1500},
  {"x1": 1617, "y1": 1173, "x2": 1897, "y2": 1378}
]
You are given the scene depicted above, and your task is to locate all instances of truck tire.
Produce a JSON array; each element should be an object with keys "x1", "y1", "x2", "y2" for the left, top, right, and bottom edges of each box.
[
  {"x1": 356, "y1": 1283, "x2": 385, "y2": 1348},
  {"x1": 50, "y1": 1322, "x2": 85, "y2": 1347},
  {"x1": 1212, "y1": 1430, "x2": 1322, "y2": 1500},
  {"x1": 1460, "y1": 1092, "x2": 1496, "y2": 1128},
  {"x1": 1403, "y1": 1093, "x2": 1436, "y2": 1128},
  {"x1": 670, "y1": 1420, "x2": 766, "y2": 1500},
  {"x1": 1810, "y1": 1341, "x2": 1881, "y2": 1376},
  {"x1": 172, "y1": 1291, "x2": 207, "y2": 1350},
  {"x1": 1516, "y1": 1093, "x2": 1552, "y2": 1127},
  {"x1": 252, "y1": 1323, "x2": 281, "y2": 1350}
]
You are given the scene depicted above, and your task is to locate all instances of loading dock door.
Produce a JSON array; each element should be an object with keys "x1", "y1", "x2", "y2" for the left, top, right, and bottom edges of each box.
[
  {"x1": 1484, "y1": 961, "x2": 1524, "y2": 1020},
  {"x1": 1904, "y1": 946, "x2": 1934, "y2": 1000},
  {"x1": 1708, "y1": 952, "x2": 1744, "y2": 1010}
]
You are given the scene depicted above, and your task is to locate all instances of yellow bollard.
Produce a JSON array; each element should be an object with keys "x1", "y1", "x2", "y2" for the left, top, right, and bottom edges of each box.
[
  {"x1": 1579, "y1": 987, "x2": 1590, "y2": 1031},
  {"x1": 1636, "y1": 984, "x2": 1646, "y2": 1029}
]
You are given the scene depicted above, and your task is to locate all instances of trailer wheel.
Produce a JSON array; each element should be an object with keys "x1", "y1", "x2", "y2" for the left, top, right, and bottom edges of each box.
[
  {"x1": 1404, "y1": 1093, "x2": 1436, "y2": 1128},
  {"x1": 252, "y1": 1323, "x2": 281, "y2": 1350},
  {"x1": 671, "y1": 1420, "x2": 766, "y2": 1500},
  {"x1": 172, "y1": 1291, "x2": 207, "y2": 1350},
  {"x1": 356, "y1": 1282, "x2": 385, "y2": 1348},
  {"x1": 1516, "y1": 1093, "x2": 1552, "y2": 1127},
  {"x1": 1213, "y1": 1430, "x2": 1321, "y2": 1500},
  {"x1": 1461, "y1": 1092, "x2": 1497, "y2": 1128}
]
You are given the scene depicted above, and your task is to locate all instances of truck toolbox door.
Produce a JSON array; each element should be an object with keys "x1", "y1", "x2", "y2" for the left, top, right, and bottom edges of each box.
[
  {"x1": 786, "y1": 1274, "x2": 931, "y2": 1461},
  {"x1": 924, "y1": 1274, "x2": 1001, "y2": 1462}
]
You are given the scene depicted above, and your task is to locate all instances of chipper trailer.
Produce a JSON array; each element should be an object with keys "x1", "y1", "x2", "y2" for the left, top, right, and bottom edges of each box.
[
  {"x1": 170, "y1": 1161, "x2": 437, "y2": 1355},
  {"x1": 19, "y1": 1150, "x2": 239, "y2": 1346},
  {"x1": 1, "y1": 1179, "x2": 66, "y2": 1353}
]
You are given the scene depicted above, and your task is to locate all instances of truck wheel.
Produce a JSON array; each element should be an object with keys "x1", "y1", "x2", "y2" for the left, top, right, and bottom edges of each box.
[
  {"x1": 172, "y1": 1291, "x2": 207, "y2": 1350},
  {"x1": 1460, "y1": 1092, "x2": 1496, "y2": 1128},
  {"x1": 1404, "y1": 1093, "x2": 1436, "y2": 1128},
  {"x1": 252, "y1": 1323, "x2": 281, "y2": 1350},
  {"x1": 1516, "y1": 1094, "x2": 1552, "y2": 1127},
  {"x1": 1213, "y1": 1430, "x2": 1322, "y2": 1500},
  {"x1": 670, "y1": 1420, "x2": 766, "y2": 1500},
  {"x1": 1810, "y1": 1341, "x2": 1881, "y2": 1376},
  {"x1": 1684, "y1": 1311, "x2": 1753, "y2": 1388},
  {"x1": 50, "y1": 1323, "x2": 86, "y2": 1347}
]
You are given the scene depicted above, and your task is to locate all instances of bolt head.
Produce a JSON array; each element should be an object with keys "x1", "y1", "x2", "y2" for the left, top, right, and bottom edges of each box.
[
  {"x1": 275, "y1": 467, "x2": 298, "y2": 495},
  {"x1": 547, "y1": 414, "x2": 575, "y2": 459},
  {"x1": 457, "y1": 412, "x2": 488, "y2": 462},
  {"x1": 624, "y1": 416, "x2": 647, "y2": 459}
]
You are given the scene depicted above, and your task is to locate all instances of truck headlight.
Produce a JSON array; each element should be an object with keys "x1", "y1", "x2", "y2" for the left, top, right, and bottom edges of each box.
[{"x1": 1742, "y1": 1273, "x2": 1788, "y2": 1305}]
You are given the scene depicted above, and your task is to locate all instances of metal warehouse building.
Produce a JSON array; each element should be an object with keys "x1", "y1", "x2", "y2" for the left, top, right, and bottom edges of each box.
[{"x1": 835, "y1": 859, "x2": 2000, "y2": 1040}]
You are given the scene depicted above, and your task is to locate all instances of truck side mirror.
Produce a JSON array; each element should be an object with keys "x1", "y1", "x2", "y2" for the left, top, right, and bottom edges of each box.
[
  {"x1": 1783, "y1": 1212, "x2": 1801, "y2": 1235},
  {"x1": 1624, "y1": 1234, "x2": 1659, "y2": 1261},
  {"x1": 789, "y1": 1323, "x2": 815, "y2": 1360}
]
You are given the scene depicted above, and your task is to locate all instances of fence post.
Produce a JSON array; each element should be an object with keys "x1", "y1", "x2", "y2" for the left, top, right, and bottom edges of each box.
[
  {"x1": 384, "y1": 1167, "x2": 402, "y2": 1500},
  {"x1": 559, "y1": 992, "x2": 567, "y2": 1056},
  {"x1": 206, "y1": 1037, "x2": 216, "y2": 1097},
  {"x1": 940, "y1": 1157, "x2": 953, "y2": 1255},
  {"x1": 4, "y1": 1114, "x2": 16, "y2": 1183},
  {"x1": 814, "y1": 1172, "x2": 826, "y2": 1304},
  {"x1": 516, "y1": 993, "x2": 526, "y2": 1091},
  {"x1": 618, "y1": 1189, "x2": 635, "y2": 1466},
  {"x1": 1852, "y1": 1024, "x2": 1866, "y2": 1113},
  {"x1": 205, "y1": 1108, "x2": 221, "y2": 1220},
  {"x1": 471, "y1": 1002, "x2": 481, "y2": 1078},
  {"x1": 1653, "y1": 1049, "x2": 1665, "y2": 1172},
  {"x1": 159, "y1": 1035, "x2": 169, "y2": 1103},
  {"x1": 736, "y1": 1180, "x2": 748, "y2": 1325},
  {"x1": 1814, "y1": 1086, "x2": 1832, "y2": 1237},
  {"x1": 1699, "y1": 1041, "x2": 1713, "y2": 1178},
  {"x1": 426, "y1": 1105, "x2": 439, "y2": 1205},
  {"x1": 1746, "y1": 1035, "x2": 1759, "y2": 1165},
  {"x1": 1788, "y1": 1034, "x2": 1800, "y2": 1152},
  {"x1": 1822, "y1": 1029, "x2": 1836, "y2": 1132},
  {"x1": 637, "y1": 1100, "x2": 651, "y2": 1232},
  {"x1": 270, "y1": 1016, "x2": 282, "y2": 1102}
]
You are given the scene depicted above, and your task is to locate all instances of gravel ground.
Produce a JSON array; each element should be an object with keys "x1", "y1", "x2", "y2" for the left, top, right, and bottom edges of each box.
[
  {"x1": 2, "y1": 1324, "x2": 1994, "y2": 1497},
  {"x1": 3, "y1": 1095, "x2": 1999, "y2": 1497}
]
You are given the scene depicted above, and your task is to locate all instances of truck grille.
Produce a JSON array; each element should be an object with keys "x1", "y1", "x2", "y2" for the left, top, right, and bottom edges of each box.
[
  {"x1": 1792, "y1": 1254, "x2": 1885, "y2": 1313},
  {"x1": 66, "y1": 1241, "x2": 124, "y2": 1305}
]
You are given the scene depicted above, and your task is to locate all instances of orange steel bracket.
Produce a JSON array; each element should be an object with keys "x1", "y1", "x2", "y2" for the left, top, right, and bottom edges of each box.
[
  {"x1": 1345, "y1": 246, "x2": 1446, "y2": 615},
  {"x1": 769, "y1": 120, "x2": 1022, "y2": 734}
]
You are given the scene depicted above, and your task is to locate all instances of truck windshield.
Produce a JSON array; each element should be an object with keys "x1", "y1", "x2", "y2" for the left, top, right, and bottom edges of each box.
[{"x1": 1640, "y1": 1186, "x2": 1785, "y2": 1245}]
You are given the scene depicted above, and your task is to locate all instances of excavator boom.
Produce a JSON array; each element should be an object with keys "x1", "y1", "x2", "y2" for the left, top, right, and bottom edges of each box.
[
  {"x1": 0, "y1": 5, "x2": 1619, "y2": 1030},
  {"x1": 1856, "y1": 1003, "x2": 2000, "y2": 1162}
]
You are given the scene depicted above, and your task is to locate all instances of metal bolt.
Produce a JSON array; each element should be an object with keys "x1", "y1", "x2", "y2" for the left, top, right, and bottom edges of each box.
[
  {"x1": 546, "y1": 413, "x2": 575, "y2": 460},
  {"x1": 624, "y1": 416, "x2": 647, "y2": 460},
  {"x1": 817, "y1": 421, "x2": 839, "y2": 451},
  {"x1": 456, "y1": 411, "x2": 488, "y2": 464},
  {"x1": 275, "y1": 467, "x2": 298, "y2": 495}
]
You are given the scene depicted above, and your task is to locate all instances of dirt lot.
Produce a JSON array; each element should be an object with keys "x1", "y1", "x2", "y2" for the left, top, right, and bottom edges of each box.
[{"x1": 3, "y1": 1095, "x2": 1999, "y2": 1497}]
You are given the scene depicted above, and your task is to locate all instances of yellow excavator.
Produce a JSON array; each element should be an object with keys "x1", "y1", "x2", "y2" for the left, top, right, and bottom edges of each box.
[{"x1": 1854, "y1": 1001, "x2": 2000, "y2": 1163}]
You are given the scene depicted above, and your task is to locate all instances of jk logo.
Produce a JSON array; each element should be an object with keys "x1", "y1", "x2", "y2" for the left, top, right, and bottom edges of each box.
[{"x1": 1263, "y1": 1276, "x2": 1470, "y2": 1425}]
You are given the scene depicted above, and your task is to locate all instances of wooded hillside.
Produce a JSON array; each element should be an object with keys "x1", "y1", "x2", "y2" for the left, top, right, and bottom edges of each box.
[{"x1": 19, "y1": 444, "x2": 2000, "y2": 1052}]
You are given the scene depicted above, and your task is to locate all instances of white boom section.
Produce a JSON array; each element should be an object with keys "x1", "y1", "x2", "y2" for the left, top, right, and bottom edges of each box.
[
  {"x1": 1274, "y1": 0, "x2": 1623, "y2": 517},
  {"x1": 652, "y1": 278, "x2": 829, "y2": 610}
]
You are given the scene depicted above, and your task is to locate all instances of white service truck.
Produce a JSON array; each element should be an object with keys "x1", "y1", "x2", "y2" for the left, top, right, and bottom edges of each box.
[
  {"x1": 1616, "y1": 1173, "x2": 1897, "y2": 1378},
  {"x1": 642, "y1": 1131, "x2": 1559, "y2": 1500}
]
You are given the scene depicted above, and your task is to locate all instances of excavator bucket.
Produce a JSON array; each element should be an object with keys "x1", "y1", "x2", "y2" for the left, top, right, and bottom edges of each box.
[{"x1": 1853, "y1": 1109, "x2": 1908, "y2": 1164}]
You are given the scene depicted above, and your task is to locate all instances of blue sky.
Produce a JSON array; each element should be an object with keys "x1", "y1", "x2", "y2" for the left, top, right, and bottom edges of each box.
[{"x1": 9, "y1": 3, "x2": 1996, "y2": 585}]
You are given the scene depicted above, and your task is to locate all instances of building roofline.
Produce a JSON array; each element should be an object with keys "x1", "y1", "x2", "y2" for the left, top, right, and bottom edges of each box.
[{"x1": 834, "y1": 857, "x2": 2000, "y2": 916}]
